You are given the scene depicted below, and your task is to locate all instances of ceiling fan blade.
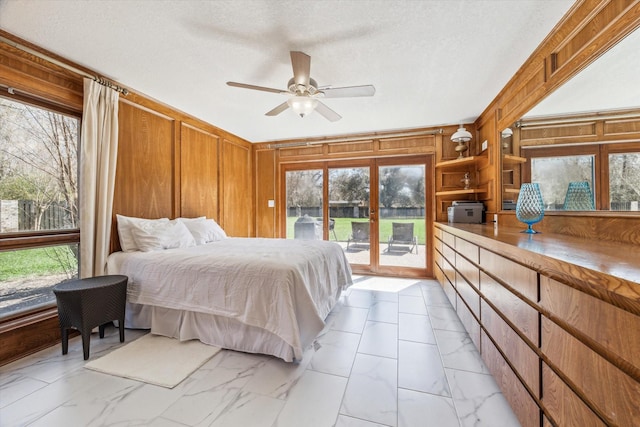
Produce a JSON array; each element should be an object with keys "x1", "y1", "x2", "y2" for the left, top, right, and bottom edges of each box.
[
  {"x1": 290, "y1": 51, "x2": 311, "y2": 87},
  {"x1": 265, "y1": 101, "x2": 290, "y2": 116},
  {"x1": 321, "y1": 85, "x2": 376, "y2": 98},
  {"x1": 315, "y1": 101, "x2": 341, "y2": 122},
  {"x1": 227, "y1": 81, "x2": 287, "y2": 94}
]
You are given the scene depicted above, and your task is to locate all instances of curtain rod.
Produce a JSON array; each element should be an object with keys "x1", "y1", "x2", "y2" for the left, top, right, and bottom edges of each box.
[
  {"x1": 268, "y1": 128, "x2": 444, "y2": 149},
  {"x1": 516, "y1": 109, "x2": 640, "y2": 128},
  {"x1": 0, "y1": 35, "x2": 129, "y2": 95}
]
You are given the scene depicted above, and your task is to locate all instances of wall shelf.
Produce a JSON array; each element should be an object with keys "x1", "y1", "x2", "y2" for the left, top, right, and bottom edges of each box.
[
  {"x1": 436, "y1": 188, "x2": 487, "y2": 196},
  {"x1": 502, "y1": 154, "x2": 527, "y2": 165},
  {"x1": 504, "y1": 188, "x2": 520, "y2": 194},
  {"x1": 435, "y1": 155, "x2": 484, "y2": 170}
]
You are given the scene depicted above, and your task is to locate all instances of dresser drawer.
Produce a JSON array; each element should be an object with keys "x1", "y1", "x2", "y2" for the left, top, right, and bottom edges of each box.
[
  {"x1": 540, "y1": 276, "x2": 640, "y2": 373},
  {"x1": 541, "y1": 363, "x2": 605, "y2": 427},
  {"x1": 542, "y1": 317, "x2": 640, "y2": 426},
  {"x1": 481, "y1": 272, "x2": 538, "y2": 344},
  {"x1": 481, "y1": 299, "x2": 539, "y2": 393},
  {"x1": 456, "y1": 293, "x2": 480, "y2": 348},
  {"x1": 456, "y1": 273, "x2": 479, "y2": 318},
  {"x1": 455, "y1": 236, "x2": 479, "y2": 264},
  {"x1": 441, "y1": 230, "x2": 455, "y2": 247},
  {"x1": 480, "y1": 248, "x2": 537, "y2": 303},
  {"x1": 456, "y1": 254, "x2": 479, "y2": 291},
  {"x1": 481, "y1": 330, "x2": 540, "y2": 427}
]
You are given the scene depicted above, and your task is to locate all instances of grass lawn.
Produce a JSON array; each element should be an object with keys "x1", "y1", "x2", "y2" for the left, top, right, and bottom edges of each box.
[
  {"x1": 0, "y1": 247, "x2": 76, "y2": 281},
  {"x1": 286, "y1": 216, "x2": 426, "y2": 244}
]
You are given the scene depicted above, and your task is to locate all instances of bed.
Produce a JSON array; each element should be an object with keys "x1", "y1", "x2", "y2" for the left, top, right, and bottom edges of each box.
[{"x1": 106, "y1": 216, "x2": 352, "y2": 362}]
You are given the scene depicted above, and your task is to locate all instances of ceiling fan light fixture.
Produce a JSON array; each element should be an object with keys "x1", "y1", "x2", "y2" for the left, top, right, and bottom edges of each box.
[{"x1": 287, "y1": 96, "x2": 318, "y2": 118}]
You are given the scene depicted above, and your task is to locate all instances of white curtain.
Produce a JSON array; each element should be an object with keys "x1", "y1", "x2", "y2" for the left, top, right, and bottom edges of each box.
[{"x1": 79, "y1": 78, "x2": 119, "y2": 278}]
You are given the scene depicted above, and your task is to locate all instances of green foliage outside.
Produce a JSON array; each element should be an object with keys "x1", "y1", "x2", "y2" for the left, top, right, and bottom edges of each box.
[
  {"x1": 286, "y1": 217, "x2": 426, "y2": 245},
  {"x1": 0, "y1": 247, "x2": 77, "y2": 281}
]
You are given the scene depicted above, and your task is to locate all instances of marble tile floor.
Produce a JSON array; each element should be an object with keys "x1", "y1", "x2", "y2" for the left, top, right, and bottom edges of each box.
[{"x1": 0, "y1": 275, "x2": 521, "y2": 427}]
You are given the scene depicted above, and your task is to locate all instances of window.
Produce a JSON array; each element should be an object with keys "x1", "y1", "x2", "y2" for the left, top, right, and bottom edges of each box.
[
  {"x1": 530, "y1": 155, "x2": 595, "y2": 210},
  {"x1": 0, "y1": 96, "x2": 80, "y2": 318},
  {"x1": 285, "y1": 168, "x2": 324, "y2": 239},
  {"x1": 524, "y1": 143, "x2": 640, "y2": 211},
  {"x1": 609, "y1": 151, "x2": 640, "y2": 211}
]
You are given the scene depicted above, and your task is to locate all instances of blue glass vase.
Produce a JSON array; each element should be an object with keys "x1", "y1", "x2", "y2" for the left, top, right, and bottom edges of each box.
[
  {"x1": 516, "y1": 183, "x2": 545, "y2": 234},
  {"x1": 563, "y1": 181, "x2": 595, "y2": 210}
]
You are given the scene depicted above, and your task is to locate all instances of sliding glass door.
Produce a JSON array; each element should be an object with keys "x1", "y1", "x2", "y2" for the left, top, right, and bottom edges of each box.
[
  {"x1": 377, "y1": 161, "x2": 427, "y2": 272},
  {"x1": 283, "y1": 156, "x2": 432, "y2": 277},
  {"x1": 328, "y1": 165, "x2": 371, "y2": 267},
  {"x1": 284, "y1": 166, "x2": 323, "y2": 240}
]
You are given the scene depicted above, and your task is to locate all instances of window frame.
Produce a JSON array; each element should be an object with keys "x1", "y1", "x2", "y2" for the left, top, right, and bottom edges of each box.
[
  {"x1": 523, "y1": 142, "x2": 640, "y2": 211},
  {"x1": 0, "y1": 93, "x2": 81, "y2": 322}
]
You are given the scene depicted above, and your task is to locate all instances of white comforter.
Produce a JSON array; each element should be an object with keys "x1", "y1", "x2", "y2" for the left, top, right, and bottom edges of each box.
[{"x1": 106, "y1": 238, "x2": 352, "y2": 360}]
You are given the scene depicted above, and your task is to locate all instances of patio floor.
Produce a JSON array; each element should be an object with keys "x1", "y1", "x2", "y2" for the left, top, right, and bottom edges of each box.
[{"x1": 337, "y1": 241, "x2": 426, "y2": 268}]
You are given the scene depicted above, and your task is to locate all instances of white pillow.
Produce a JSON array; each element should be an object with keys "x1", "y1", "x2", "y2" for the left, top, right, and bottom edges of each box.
[
  {"x1": 180, "y1": 218, "x2": 227, "y2": 244},
  {"x1": 116, "y1": 214, "x2": 169, "y2": 252},
  {"x1": 209, "y1": 218, "x2": 227, "y2": 240},
  {"x1": 178, "y1": 216, "x2": 206, "y2": 222},
  {"x1": 130, "y1": 220, "x2": 196, "y2": 252}
]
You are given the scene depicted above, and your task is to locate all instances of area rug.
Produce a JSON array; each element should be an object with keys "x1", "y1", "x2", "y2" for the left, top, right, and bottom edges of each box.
[{"x1": 85, "y1": 334, "x2": 221, "y2": 388}]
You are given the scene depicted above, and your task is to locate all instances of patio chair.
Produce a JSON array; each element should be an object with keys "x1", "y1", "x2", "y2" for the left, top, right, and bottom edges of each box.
[
  {"x1": 316, "y1": 218, "x2": 338, "y2": 240},
  {"x1": 387, "y1": 222, "x2": 418, "y2": 254},
  {"x1": 346, "y1": 221, "x2": 370, "y2": 250}
]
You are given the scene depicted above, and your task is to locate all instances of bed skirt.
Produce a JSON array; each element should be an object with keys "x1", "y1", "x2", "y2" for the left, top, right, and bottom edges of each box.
[{"x1": 124, "y1": 301, "x2": 334, "y2": 362}]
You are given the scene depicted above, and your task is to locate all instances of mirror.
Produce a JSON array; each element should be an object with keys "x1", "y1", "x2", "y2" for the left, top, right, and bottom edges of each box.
[{"x1": 501, "y1": 26, "x2": 640, "y2": 212}]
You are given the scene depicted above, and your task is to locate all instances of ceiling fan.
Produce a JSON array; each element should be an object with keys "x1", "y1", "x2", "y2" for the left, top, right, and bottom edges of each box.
[{"x1": 227, "y1": 51, "x2": 375, "y2": 122}]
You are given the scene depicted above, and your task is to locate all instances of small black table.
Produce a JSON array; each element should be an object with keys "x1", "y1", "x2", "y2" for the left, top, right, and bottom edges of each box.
[{"x1": 53, "y1": 275, "x2": 128, "y2": 360}]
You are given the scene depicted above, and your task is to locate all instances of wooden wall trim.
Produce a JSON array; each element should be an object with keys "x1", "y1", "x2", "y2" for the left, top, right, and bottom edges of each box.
[
  {"x1": 0, "y1": 309, "x2": 63, "y2": 366},
  {"x1": 478, "y1": 0, "x2": 640, "y2": 133}
]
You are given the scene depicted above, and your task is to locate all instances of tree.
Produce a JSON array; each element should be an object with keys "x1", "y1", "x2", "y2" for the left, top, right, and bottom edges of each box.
[
  {"x1": 379, "y1": 167, "x2": 405, "y2": 208},
  {"x1": 0, "y1": 98, "x2": 78, "y2": 230},
  {"x1": 286, "y1": 170, "x2": 323, "y2": 209},
  {"x1": 609, "y1": 153, "x2": 640, "y2": 208},
  {"x1": 329, "y1": 169, "x2": 369, "y2": 203}
]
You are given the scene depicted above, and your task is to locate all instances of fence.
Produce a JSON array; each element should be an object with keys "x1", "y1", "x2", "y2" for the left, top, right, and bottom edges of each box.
[
  {"x1": 0, "y1": 200, "x2": 75, "y2": 232},
  {"x1": 287, "y1": 206, "x2": 425, "y2": 219}
]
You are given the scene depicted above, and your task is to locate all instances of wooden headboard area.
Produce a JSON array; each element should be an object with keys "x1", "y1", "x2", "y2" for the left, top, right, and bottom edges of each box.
[{"x1": 109, "y1": 95, "x2": 254, "y2": 254}]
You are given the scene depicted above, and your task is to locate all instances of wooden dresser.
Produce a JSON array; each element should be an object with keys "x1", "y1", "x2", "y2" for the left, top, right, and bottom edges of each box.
[{"x1": 433, "y1": 222, "x2": 640, "y2": 427}]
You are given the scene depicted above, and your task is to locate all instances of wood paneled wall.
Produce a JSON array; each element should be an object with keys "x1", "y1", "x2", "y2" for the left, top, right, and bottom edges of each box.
[
  {"x1": 180, "y1": 124, "x2": 220, "y2": 220},
  {"x1": 220, "y1": 138, "x2": 253, "y2": 237},
  {"x1": 113, "y1": 101, "x2": 176, "y2": 224},
  {"x1": 110, "y1": 100, "x2": 253, "y2": 251},
  {"x1": 0, "y1": 31, "x2": 253, "y2": 364},
  {"x1": 254, "y1": 148, "x2": 277, "y2": 238},
  {"x1": 252, "y1": 129, "x2": 441, "y2": 237},
  {"x1": 517, "y1": 108, "x2": 640, "y2": 147}
]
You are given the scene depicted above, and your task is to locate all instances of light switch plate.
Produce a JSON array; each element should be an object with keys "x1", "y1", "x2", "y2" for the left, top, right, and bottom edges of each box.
[{"x1": 267, "y1": 199, "x2": 275, "y2": 208}]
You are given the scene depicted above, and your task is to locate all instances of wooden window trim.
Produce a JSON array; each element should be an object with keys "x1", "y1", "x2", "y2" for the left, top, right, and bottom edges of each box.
[{"x1": 523, "y1": 142, "x2": 640, "y2": 211}]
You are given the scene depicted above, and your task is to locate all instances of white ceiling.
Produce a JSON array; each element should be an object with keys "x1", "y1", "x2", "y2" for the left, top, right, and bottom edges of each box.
[{"x1": 0, "y1": 0, "x2": 575, "y2": 143}]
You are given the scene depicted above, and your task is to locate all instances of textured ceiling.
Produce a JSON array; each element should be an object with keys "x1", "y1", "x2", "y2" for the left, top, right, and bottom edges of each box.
[{"x1": 0, "y1": 0, "x2": 575, "y2": 142}]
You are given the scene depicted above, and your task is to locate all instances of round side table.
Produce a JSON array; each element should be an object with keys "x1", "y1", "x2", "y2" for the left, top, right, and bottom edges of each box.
[{"x1": 53, "y1": 275, "x2": 128, "y2": 360}]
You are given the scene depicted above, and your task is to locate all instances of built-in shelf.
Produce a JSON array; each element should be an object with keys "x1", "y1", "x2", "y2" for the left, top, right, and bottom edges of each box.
[
  {"x1": 435, "y1": 188, "x2": 487, "y2": 196},
  {"x1": 435, "y1": 155, "x2": 484, "y2": 169},
  {"x1": 504, "y1": 188, "x2": 521, "y2": 194},
  {"x1": 502, "y1": 154, "x2": 527, "y2": 165}
]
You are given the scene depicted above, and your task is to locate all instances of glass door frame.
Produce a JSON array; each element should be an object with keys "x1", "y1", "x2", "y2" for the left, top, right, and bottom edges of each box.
[
  {"x1": 373, "y1": 156, "x2": 433, "y2": 278},
  {"x1": 279, "y1": 155, "x2": 433, "y2": 278}
]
